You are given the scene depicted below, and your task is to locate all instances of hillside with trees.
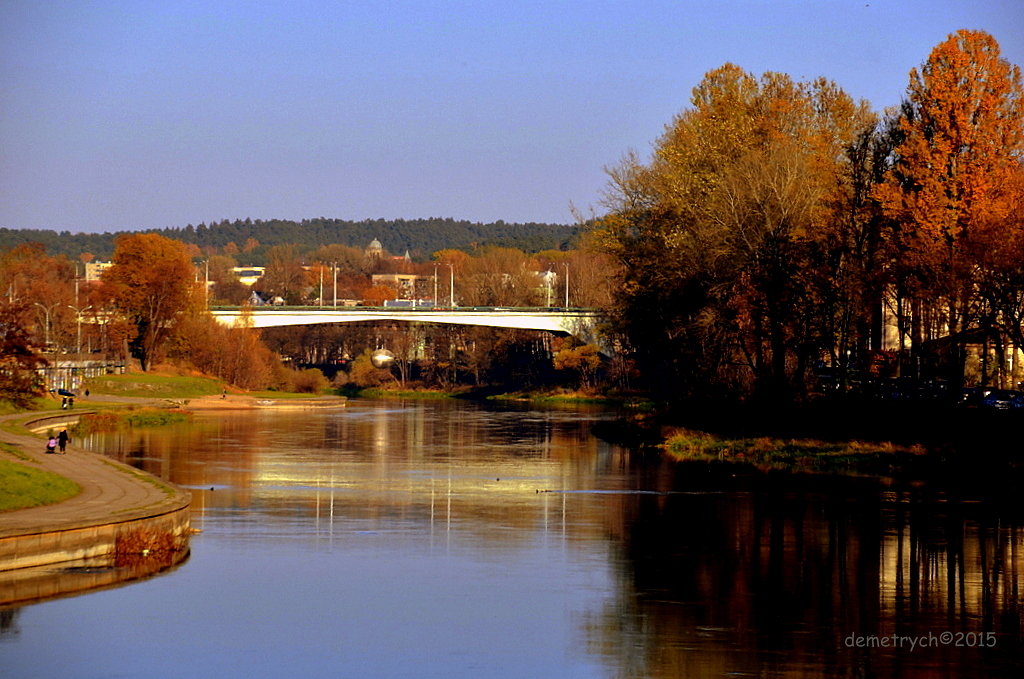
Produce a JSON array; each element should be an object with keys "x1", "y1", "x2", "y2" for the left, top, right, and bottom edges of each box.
[{"x1": 0, "y1": 217, "x2": 579, "y2": 264}]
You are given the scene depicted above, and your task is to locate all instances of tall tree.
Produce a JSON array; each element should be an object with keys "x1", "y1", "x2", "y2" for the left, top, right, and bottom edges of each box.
[
  {"x1": 596, "y1": 64, "x2": 872, "y2": 400},
  {"x1": 258, "y1": 245, "x2": 309, "y2": 304},
  {"x1": 103, "y1": 233, "x2": 196, "y2": 371},
  {"x1": 458, "y1": 247, "x2": 543, "y2": 307},
  {"x1": 875, "y1": 30, "x2": 1024, "y2": 385},
  {"x1": 0, "y1": 300, "x2": 48, "y2": 408}
]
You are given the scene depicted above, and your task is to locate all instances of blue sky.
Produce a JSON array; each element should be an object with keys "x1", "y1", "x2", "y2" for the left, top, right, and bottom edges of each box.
[{"x1": 1, "y1": 1, "x2": 1021, "y2": 233}]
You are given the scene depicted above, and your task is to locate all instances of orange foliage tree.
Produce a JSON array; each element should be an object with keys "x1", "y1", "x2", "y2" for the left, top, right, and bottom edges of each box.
[
  {"x1": 876, "y1": 29, "x2": 1024, "y2": 385},
  {"x1": 597, "y1": 63, "x2": 873, "y2": 399},
  {"x1": 103, "y1": 233, "x2": 196, "y2": 371}
]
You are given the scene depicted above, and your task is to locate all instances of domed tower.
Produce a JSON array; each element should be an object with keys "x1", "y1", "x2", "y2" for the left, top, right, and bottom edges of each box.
[{"x1": 365, "y1": 238, "x2": 383, "y2": 260}]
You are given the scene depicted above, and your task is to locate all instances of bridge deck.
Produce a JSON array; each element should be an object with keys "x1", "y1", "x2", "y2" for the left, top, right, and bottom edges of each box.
[{"x1": 209, "y1": 306, "x2": 603, "y2": 344}]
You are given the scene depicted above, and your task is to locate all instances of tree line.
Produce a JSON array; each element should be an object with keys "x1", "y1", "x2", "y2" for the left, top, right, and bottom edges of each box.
[
  {"x1": 594, "y1": 30, "x2": 1024, "y2": 403},
  {"x1": 0, "y1": 232, "x2": 614, "y2": 399},
  {"x1": 0, "y1": 217, "x2": 580, "y2": 265}
]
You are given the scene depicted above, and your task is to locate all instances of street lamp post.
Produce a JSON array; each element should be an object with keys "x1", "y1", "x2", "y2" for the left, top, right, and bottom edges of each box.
[
  {"x1": 332, "y1": 262, "x2": 338, "y2": 308},
  {"x1": 33, "y1": 302, "x2": 61, "y2": 391},
  {"x1": 67, "y1": 305, "x2": 93, "y2": 356},
  {"x1": 446, "y1": 262, "x2": 455, "y2": 308},
  {"x1": 563, "y1": 262, "x2": 569, "y2": 308},
  {"x1": 434, "y1": 262, "x2": 454, "y2": 307},
  {"x1": 32, "y1": 302, "x2": 55, "y2": 349}
]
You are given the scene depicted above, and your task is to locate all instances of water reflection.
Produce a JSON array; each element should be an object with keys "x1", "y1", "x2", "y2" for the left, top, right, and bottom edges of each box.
[
  {"x1": 595, "y1": 471, "x2": 1024, "y2": 678},
  {"x1": 0, "y1": 550, "x2": 189, "y2": 642},
  {"x1": 42, "y1": 401, "x2": 1024, "y2": 677}
]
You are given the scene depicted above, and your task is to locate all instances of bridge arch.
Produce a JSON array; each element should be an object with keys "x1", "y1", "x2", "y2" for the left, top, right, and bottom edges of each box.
[{"x1": 210, "y1": 307, "x2": 607, "y2": 350}]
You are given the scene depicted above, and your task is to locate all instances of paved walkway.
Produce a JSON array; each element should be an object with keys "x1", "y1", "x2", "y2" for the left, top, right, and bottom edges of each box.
[{"x1": 0, "y1": 401, "x2": 190, "y2": 539}]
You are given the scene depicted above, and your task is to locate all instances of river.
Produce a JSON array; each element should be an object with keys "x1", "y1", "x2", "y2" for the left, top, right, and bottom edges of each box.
[{"x1": 2, "y1": 398, "x2": 1023, "y2": 678}]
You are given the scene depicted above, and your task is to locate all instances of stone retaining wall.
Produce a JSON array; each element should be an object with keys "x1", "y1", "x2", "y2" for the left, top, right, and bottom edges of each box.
[{"x1": 0, "y1": 502, "x2": 191, "y2": 574}]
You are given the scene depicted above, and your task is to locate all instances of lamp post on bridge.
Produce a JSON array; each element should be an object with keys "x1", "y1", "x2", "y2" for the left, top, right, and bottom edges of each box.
[
  {"x1": 447, "y1": 262, "x2": 455, "y2": 308},
  {"x1": 563, "y1": 262, "x2": 569, "y2": 308},
  {"x1": 434, "y1": 262, "x2": 454, "y2": 308}
]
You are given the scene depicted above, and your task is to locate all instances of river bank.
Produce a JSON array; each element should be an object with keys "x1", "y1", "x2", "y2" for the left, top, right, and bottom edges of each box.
[
  {"x1": 0, "y1": 408, "x2": 192, "y2": 592},
  {"x1": 591, "y1": 397, "x2": 1024, "y2": 480}
]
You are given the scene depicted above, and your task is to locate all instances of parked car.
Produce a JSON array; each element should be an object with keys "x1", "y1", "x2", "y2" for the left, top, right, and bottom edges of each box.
[{"x1": 980, "y1": 389, "x2": 1024, "y2": 410}]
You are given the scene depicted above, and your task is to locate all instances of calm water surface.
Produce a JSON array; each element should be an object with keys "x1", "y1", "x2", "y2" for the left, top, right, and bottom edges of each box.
[{"x1": 2, "y1": 399, "x2": 1023, "y2": 678}]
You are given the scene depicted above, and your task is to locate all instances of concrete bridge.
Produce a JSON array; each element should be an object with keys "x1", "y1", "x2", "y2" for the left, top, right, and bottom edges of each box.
[{"x1": 210, "y1": 306, "x2": 606, "y2": 348}]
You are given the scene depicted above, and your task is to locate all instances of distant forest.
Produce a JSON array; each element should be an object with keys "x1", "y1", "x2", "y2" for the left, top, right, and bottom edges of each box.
[{"x1": 0, "y1": 217, "x2": 580, "y2": 264}]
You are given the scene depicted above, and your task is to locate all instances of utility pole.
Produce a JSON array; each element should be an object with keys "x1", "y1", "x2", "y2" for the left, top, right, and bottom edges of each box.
[{"x1": 332, "y1": 262, "x2": 338, "y2": 308}]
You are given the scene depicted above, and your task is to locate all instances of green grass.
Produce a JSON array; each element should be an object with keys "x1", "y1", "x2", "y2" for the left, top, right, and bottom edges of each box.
[
  {"x1": 663, "y1": 428, "x2": 929, "y2": 476},
  {"x1": 0, "y1": 441, "x2": 31, "y2": 461},
  {"x1": 72, "y1": 408, "x2": 192, "y2": 434},
  {"x1": 354, "y1": 387, "x2": 458, "y2": 400},
  {"x1": 84, "y1": 373, "x2": 225, "y2": 398},
  {"x1": 0, "y1": 396, "x2": 61, "y2": 415},
  {"x1": 0, "y1": 459, "x2": 81, "y2": 511}
]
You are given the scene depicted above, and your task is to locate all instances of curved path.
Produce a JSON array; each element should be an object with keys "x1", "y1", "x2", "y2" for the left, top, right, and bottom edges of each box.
[{"x1": 0, "y1": 402, "x2": 191, "y2": 572}]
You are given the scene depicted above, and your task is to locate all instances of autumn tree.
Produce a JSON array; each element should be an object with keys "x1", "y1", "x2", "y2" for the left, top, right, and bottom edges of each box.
[
  {"x1": 360, "y1": 283, "x2": 398, "y2": 306},
  {"x1": 310, "y1": 244, "x2": 370, "y2": 275},
  {"x1": 458, "y1": 246, "x2": 543, "y2": 307},
  {"x1": 0, "y1": 243, "x2": 80, "y2": 351},
  {"x1": 206, "y1": 254, "x2": 250, "y2": 305},
  {"x1": 258, "y1": 245, "x2": 309, "y2": 304},
  {"x1": 0, "y1": 300, "x2": 48, "y2": 408},
  {"x1": 596, "y1": 64, "x2": 873, "y2": 400},
  {"x1": 537, "y1": 245, "x2": 617, "y2": 308},
  {"x1": 103, "y1": 233, "x2": 196, "y2": 371},
  {"x1": 552, "y1": 340, "x2": 602, "y2": 390},
  {"x1": 168, "y1": 310, "x2": 277, "y2": 389},
  {"x1": 876, "y1": 30, "x2": 1024, "y2": 386}
]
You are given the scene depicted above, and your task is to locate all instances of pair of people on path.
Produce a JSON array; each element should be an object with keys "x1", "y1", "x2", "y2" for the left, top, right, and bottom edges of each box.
[{"x1": 46, "y1": 430, "x2": 70, "y2": 454}]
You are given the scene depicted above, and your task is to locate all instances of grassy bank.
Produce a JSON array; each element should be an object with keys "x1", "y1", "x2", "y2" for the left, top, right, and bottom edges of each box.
[
  {"x1": 0, "y1": 396, "x2": 65, "y2": 415},
  {"x1": 72, "y1": 408, "x2": 192, "y2": 434},
  {"x1": 0, "y1": 459, "x2": 81, "y2": 512},
  {"x1": 344, "y1": 385, "x2": 654, "y2": 407},
  {"x1": 85, "y1": 373, "x2": 225, "y2": 399},
  {"x1": 349, "y1": 387, "x2": 460, "y2": 399},
  {"x1": 487, "y1": 390, "x2": 654, "y2": 407},
  {"x1": 663, "y1": 428, "x2": 930, "y2": 476}
]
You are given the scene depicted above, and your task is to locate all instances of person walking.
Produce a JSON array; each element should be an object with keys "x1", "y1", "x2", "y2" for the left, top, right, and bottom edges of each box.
[
  {"x1": 46, "y1": 436, "x2": 57, "y2": 454},
  {"x1": 57, "y1": 429, "x2": 70, "y2": 454}
]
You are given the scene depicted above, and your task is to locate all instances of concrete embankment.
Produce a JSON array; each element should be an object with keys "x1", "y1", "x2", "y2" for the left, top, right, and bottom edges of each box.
[{"x1": 0, "y1": 407, "x2": 191, "y2": 604}]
